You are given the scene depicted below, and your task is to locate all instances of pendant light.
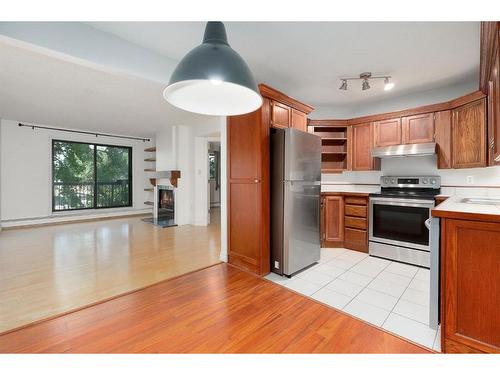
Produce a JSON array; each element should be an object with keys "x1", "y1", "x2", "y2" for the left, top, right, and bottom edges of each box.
[{"x1": 163, "y1": 22, "x2": 262, "y2": 116}]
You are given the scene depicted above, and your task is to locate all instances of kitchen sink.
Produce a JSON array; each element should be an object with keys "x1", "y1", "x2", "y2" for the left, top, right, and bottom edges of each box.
[{"x1": 460, "y1": 197, "x2": 500, "y2": 205}]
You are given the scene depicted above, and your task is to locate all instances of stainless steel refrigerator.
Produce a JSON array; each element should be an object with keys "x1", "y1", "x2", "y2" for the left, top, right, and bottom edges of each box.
[{"x1": 271, "y1": 128, "x2": 321, "y2": 276}]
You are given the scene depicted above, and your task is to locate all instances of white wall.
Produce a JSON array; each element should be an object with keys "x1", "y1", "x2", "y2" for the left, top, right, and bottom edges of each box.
[
  {"x1": 0, "y1": 119, "x2": 153, "y2": 225},
  {"x1": 154, "y1": 117, "x2": 228, "y2": 262},
  {"x1": 322, "y1": 156, "x2": 500, "y2": 196},
  {"x1": 313, "y1": 79, "x2": 478, "y2": 120}
]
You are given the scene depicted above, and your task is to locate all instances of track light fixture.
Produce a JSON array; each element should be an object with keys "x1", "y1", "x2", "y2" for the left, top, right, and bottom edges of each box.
[{"x1": 338, "y1": 72, "x2": 394, "y2": 92}]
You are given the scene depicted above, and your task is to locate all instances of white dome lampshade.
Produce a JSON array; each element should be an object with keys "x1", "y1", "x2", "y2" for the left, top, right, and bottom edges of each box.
[{"x1": 163, "y1": 22, "x2": 262, "y2": 116}]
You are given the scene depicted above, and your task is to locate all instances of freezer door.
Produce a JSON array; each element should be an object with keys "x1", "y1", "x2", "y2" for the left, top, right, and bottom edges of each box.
[
  {"x1": 283, "y1": 181, "x2": 321, "y2": 275},
  {"x1": 284, "y1": 129, "x2": 321, "y2": 182}
]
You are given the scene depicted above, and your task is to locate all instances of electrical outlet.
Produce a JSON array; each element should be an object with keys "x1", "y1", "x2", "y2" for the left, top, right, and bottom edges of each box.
[
  {"x1": 466, "y1": 176, "x2": 474, "y2": 184},
  {"x1": 274, "y1": 261, "x2": 279, "y2": 269}
]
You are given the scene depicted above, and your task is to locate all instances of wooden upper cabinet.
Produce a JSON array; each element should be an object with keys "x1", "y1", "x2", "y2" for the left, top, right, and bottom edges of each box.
[
  {"x1": 452, "y1": 98, "x2": 487, "y2": 168},
  {"x1": 271, "y1": 101, "x2": 291, "y2": 129},
  {"x1": 402, "y1": 113, "x2": 435, "y2": 144},
  {"x1": 373, "y1": 118, "x2": 402, "y2": 147},
  {"x1": 290, "y1": 108, "x2": 308, "y2": 132},
  {"x1": 321, "y1": 195, "x2": 344, "y2": 246},
  {"x1": 352, "y1": 123, "x2": 376, "y2": 171},
  {"x1": 434, "y1": 110, "x2": 452, "y2": 169}
]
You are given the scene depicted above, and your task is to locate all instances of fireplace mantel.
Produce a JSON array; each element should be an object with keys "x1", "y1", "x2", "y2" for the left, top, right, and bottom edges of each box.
[{"x1": 155, "y1": 170, "x2": 181, "y2": 188}]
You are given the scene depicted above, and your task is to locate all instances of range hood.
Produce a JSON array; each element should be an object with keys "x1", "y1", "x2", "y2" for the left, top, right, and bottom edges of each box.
[{"x1": 371, "y1": 142, "x2": 436, "y2": 158}]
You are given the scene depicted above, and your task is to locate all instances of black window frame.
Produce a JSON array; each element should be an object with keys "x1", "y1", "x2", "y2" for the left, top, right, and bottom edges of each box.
[{"x1": 52, "y1": 139, "x2": 133, "y2": 212}]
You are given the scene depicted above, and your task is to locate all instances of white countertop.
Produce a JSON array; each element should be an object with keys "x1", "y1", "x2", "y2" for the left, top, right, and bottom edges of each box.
[
  {"x1": 321, "y1": 184, "x2": 379, "y2": 194},
  {"x1": 433, "y1": 195, "x2": 500, "y2": 216}
]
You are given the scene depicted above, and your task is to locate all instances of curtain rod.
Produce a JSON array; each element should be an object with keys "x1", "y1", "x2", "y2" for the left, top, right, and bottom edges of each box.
[{"x1": 18, "y1": 123, "x2": 151, "y2": 142}]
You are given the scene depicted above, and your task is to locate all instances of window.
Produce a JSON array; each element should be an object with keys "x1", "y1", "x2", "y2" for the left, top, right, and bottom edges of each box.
[{"x1": 52, "y1": 140, "x2": 132, "y2": 211}]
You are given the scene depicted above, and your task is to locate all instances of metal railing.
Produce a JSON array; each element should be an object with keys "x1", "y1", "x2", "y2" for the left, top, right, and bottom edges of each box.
[{"x1": 53, "y1": 181, "x2": 130, "y2": 210}]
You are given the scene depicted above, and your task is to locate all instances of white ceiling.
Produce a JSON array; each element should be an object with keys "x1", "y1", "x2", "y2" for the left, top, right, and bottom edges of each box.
[
  {"x1": 0, "y1": 41, "x2": 216, "y2": 137},
  {"x1": 89, "y1": 22, "x2": 480, "y2": 107}
]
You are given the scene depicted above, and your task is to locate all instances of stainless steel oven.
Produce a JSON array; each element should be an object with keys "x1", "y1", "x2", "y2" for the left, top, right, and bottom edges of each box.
[{"x1": 368, "y1": 176, "x2": 440, "y2": 268}]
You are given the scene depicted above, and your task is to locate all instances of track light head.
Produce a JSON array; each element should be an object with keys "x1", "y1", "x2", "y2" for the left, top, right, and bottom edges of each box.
[
  {"x1": 384, "y1": 77, "x2": 395, "y2": 91},
  {"x1": 339, "y1": 79, "x2": 348, "y2": 90},
  {"x1": 362, "y1": 79, "x2": 370, "y2": 91}
]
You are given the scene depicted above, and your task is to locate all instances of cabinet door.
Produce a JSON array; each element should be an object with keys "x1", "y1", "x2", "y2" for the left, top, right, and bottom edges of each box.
[
  {"x1": 452, "y1": 99, "x2": 487, "y2": 168},
  {"x1": 352, "y1": 123, "x2": 374, "y2": 170},
  {"x1": 290, "y1": 108, "x2": 307, "y2": 132},
  {"x1": 434, "y1": 110, "x2": 452, "y2": 169},
  {"x1": 227, "y1": 105, "x2": 270, "y2": 276},
  {"x1": 271, "y1": 101, "x2": 291, "y2": 129},
  {"x1": 402, "y1": 113, "x2": 434, "y2": 144},
  {"x1": 321, "y1": 195, "x2": 344, "y2": 246},
  {"x1": 373, "y1": 118, "x2": 402, "y2": 147},
  {"x1": 442, "y1": 219, "x2": 500, "y2": 353}
]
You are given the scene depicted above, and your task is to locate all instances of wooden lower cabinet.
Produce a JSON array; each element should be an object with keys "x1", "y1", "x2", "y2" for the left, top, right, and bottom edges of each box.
[
  {"x1": 439, "y1": 218, "x2": 500, "y2": 353},
  {"x1": 321, "y1": 193, "x2": 369, "y2": 252},
  {"x1": 321, "y1": 195, "x2": 344, "y2": 247}
]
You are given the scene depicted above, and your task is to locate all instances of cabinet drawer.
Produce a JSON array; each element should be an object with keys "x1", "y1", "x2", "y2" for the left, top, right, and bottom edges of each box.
[
  {"x1": 344, "y1": 196, "x2": 367, "y2": 206},
  {"x1": 345, "y1": 216, "x2": 367, "y2": 230},
  {"x1": 345, "y1": 205, "x2": 367, "y2": 218},
  {"x1": 344, "y1": 228, "x2": 368, "y2": 252}
]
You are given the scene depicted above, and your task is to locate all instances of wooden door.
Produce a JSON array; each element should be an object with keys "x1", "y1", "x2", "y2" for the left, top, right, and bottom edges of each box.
[
  {"x1": 227, "y1": 103, "x2": 270, "y2": 276},
  {"x1": 434, "y1": 110, "x2": 452, "y2": 169},
  {"x1": 442, "y1": 219, "x2": 500, "y2": 353},
  {"x1": 373, "y1": 118, "x2": 402, "y2": 147},
  {"x1": 451, "y1": 99, "x2": 487, "y2": 168},
  {"x1": 290, "y1": 108, "x2": 307, "y2": 132},
  {"x1": 352, "y1": 123, "x2": 374, "y2": 170},
  {"x1": 271, "y1": 101, "x2": 290, "y2": 129},
  {"x1": 321, "y1": 195, "x2": 344, "y2": 247},
  {"x1": 402, "y1": 113, "x2": 434, "y2": 144}
]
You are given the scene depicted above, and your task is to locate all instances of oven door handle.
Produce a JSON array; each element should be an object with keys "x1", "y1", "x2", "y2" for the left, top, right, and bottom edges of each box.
[
  {"x1": 370, "y1": 197, "x2": 435, "y2": 207},
  {"x1": 424, "y1": 218, "x2": 431, "y2": 230}
]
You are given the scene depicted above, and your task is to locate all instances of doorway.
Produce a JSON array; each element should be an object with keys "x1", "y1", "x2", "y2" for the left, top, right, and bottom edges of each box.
[{"x1": 208, "y1": 141, "x2": 221, "y2": 225}]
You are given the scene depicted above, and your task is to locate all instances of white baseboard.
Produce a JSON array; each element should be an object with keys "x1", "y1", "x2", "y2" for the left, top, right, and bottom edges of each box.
[{"x1": 1, "y1": 208, "x2": 152, "y2": 229}]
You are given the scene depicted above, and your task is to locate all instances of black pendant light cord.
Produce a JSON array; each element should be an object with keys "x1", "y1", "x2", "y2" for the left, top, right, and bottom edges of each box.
[{"x1": 18, "y1": 123, "x2": 151, "y2": 142}]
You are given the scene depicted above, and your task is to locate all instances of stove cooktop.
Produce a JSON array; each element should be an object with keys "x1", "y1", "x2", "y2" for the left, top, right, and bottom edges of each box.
[
  {"x1": 370, "y1": 175, "x2": 442, "y2": 200},
  {"x1": 369, "y1": 188, "x2": 441, "y2": 200}
]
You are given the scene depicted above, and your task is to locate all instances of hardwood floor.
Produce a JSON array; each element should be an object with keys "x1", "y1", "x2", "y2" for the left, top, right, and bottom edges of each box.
[
  {"x1": 0, "y1": 263, "x2": 430, "y2": 353},
  {"x1": 0, "y1": 213, "x2": 221, "y2": 333}
]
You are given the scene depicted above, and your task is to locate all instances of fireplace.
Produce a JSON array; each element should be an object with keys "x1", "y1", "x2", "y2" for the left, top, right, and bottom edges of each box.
[
  {"x1": 158, "y1": 187, "x2": 174, "y2": 221},
  {"x1": 143, "y1": 185, "x2": 176, "y2": 228}
]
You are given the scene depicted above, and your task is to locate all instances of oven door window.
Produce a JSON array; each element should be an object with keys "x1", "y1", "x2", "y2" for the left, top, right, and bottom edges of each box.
[{"x1": 373, "y1": 204, "x2": 430, "y2": 246}]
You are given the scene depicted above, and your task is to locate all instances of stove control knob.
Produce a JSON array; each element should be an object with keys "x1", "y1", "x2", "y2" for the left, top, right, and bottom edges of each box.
[
  {"x1": 422, "y1": 178, "x2": 428, "y2": 184},
  {"x1": 430, "y1": 178, "x2": 436, "y2": 185},
  {"x1": 383, "y1": 177, "x2": 390, "y2": 184},
  {"x1": 391, "y1": 178, "x2": 396, "y2": 184}
]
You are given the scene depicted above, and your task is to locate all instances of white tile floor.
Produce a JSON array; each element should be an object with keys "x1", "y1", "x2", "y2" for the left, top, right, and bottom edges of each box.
[{"x1": 264, "y1": 248, "x2": 441, "y2": 351}]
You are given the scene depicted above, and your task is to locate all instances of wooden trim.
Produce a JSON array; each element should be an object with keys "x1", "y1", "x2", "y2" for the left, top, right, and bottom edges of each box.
[
  {"x1": 480, "y1": 22, "x2": 499, "y2": 94},
  {"x1": 310, "y1": 90, "x2": 486, "y2": 125},
  {"x1": 309, "y1": 119, "x2": 349, "y2": 126},
  {"x1": 259, "y1": 83, "x2": 314, "y2": 114},
  {"x1": 448, "y1": 91, "x2": 486, "y2": 108}
]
